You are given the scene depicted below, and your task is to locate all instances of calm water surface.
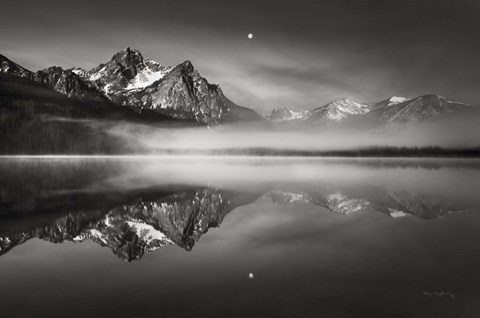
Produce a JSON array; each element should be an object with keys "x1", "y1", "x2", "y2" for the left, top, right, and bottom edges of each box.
[{"x1": 0, "y1": 157, "x2": 479, "y2": 318}]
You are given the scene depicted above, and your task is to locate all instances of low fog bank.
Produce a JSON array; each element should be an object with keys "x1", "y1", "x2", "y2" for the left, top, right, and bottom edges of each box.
[{"x1": 104, "y1": 113, "x2": 480, "y2": 154}]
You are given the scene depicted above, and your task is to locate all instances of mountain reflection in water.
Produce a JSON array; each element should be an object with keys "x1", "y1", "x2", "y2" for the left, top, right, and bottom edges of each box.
[{"x1": 1, "y1": 157, "x2": 479, "y2": 262}]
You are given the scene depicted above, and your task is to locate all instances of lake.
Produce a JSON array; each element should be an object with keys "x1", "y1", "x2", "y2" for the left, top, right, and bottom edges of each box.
[{"x1": 0, "y1": 157, "x2": 479, "y2": 318}]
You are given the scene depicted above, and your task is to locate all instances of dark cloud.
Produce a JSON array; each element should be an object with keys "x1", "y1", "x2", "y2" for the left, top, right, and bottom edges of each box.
[{"x1": 0, "y1": 0, "x2": 479, "y2": 112}]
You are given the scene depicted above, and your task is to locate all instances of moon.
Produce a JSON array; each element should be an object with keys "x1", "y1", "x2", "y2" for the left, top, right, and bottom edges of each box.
[
  {"x1": 249, "y1": 273, "x2": 254, "y2": 279},
  {"x1": 248, "y1": 33, "x2": 253, "y2": 39}
]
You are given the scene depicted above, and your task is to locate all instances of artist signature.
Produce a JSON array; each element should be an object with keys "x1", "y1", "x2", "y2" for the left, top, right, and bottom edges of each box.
[{"x1": 423, "y1": 291, "x2": 455, "y2": 299}]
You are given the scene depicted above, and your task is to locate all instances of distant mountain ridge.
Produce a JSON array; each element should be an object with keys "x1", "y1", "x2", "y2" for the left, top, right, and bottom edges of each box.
[
  {"x1": 365, "y1": 94, "x2": 476, "y2": 130},
  {"x1": 264, "y1": 95, "x2": 477, "y2": 129},
  {"x1": 263, "y1": 96, "x2": 410, "y2": 123}
]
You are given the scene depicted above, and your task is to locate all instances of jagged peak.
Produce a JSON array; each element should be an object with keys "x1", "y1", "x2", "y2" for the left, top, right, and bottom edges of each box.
[
  {"x1": 180, "y1": 60, "x2": 193, "y2": 67},
  {"x1": 40, "y1": 65, "x2": 65, "y2": 72},
  {"x1": 166, "y1": 60, "x2": 198, "y2": 80},
  {"x1": 174, "y1": 60, "x2": 194, "y2": 73},
  {"x1": 38, "y1": 66, "x2": 85, "y2": 79},
  {"x1": 69, "y1": 67, "x2": 86, "y2": 72},
  {"x1": 113, "y1": 46, "x2": 143, "y2": 57},
  {"x1": 110, "y1": 47, "x2": 145, "y2": 68}
]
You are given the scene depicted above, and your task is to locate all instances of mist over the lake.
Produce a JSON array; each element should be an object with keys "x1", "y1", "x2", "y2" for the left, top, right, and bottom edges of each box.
[{"x1": 102, "y1": 112, "x2": 480, "y2": 153}]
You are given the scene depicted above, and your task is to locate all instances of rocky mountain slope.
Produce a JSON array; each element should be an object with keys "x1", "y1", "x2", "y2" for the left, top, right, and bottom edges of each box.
[
  {"x1": 365, "y1": 95, "x2": 475, "y2": 129},
  {"x1": 71, "y1": 47, "x2": 260, "y2": 125},
  {"x1": 0, "y1": 49, "x2": 261, "y2": 125},
  {"x1": 0, "y1": 67, "x2": 181, "y2": 154},
  {"x1": 33, "y1": 66, "x2": 108, "y2": 102},
  {"x1": 0, "y1": 55, "x2": 34, "y2": 80}
]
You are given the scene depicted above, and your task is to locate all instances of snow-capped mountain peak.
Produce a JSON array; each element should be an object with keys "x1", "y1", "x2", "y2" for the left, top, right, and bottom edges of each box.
[
  {"x1": 83, "y1": 47, "x2": 172, "y2": 96},
  {"x1": 59, "y1": 48, "x2": 260, "y2": 125},
  {"x1": 263, "y1": 94, "x2": 476, "y2": 129},
  {"x1": 368, "y1": 96, "x2": 411, "y2": 111},
  {"x1": 310, "y1": 98, "x2": 370, "y2": 122},
  {"x1": 264, "y1": 107, "x2": 311, "y2": 122}
]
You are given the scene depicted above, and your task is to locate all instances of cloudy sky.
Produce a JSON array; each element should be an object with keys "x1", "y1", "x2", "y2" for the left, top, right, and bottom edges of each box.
[{"x1": 1, "y1": 0, "x2": 479, "y2": 112}]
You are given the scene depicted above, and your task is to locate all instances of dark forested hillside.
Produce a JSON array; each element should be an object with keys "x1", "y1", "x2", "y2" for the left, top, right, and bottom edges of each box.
[{"x1": 0, "y1": 74, "x2": 196, "y2": 154}]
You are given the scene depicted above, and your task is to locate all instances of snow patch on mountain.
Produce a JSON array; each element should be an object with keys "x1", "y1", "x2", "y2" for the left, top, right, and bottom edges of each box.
[
  {"x1": 88, "y1": 65, "x2": 107, "y2": 82},
  {"x1": 125, "y1": 61, "x2": 172, "y2": 91},
  {"x1": 387, "y1": 96, "x2": 409, "y2": 106}
]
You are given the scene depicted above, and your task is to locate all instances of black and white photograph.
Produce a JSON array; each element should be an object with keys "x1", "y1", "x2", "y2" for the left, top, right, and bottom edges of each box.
[{"x1": 1, "y1": 0, "x2": 479, "y2": 317}]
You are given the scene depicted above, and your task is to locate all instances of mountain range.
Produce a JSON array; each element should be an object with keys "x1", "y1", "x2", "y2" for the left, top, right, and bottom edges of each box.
[
  {"x1": 2, "y1": 48, "x2": 478, "y2": 127},
  {"x1": 264, "y1": 95, "x2": 477, "y2": 130},
  {"x1": 1, "y1": 48, "x2": 259, "y2": 125},
  {"x1": 1, "y1": 48, "x2": 479, "y2": 153}
]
